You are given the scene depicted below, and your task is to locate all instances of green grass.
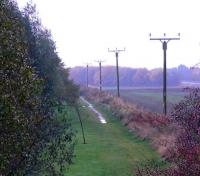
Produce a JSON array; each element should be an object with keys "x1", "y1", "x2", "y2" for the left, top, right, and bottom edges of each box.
[{"x1": 67, "y1": 100, "x2": 161, "y2": 176}]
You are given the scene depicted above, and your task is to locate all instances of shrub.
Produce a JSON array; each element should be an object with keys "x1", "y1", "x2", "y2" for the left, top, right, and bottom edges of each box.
[{"x1": 135, "y1": 88, "x2": 200, "y2": 175}]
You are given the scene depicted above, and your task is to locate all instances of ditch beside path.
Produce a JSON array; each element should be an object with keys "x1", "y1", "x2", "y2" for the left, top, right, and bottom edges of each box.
[{"x1": 80, "y1": 96, "x2": 107, "y2": 124}]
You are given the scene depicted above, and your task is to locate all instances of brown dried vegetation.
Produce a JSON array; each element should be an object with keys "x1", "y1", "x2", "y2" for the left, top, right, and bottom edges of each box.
[
  {"x1": 82, "y1": 87, "x2": 176, "y2": 158},
  {"x1": 82, "y1": 87, "x2": 200, "y2": 175}
]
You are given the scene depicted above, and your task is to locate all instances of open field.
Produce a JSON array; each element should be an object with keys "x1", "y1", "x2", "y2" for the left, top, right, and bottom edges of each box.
[
  {"x1": 107, "y1": 87, "x2": 188, "y2": 113},
  {"x1": 67, "y1": 100, "x2": 162, "y2": 176}
]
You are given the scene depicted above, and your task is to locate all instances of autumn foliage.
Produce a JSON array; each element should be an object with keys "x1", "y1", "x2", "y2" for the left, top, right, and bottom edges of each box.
[
  {"x1": 82, "y1": 87, "x2": 174, "y2": 157},
  {"x1": 82, "y1": 87, "x2": 200, "y2": 175}
]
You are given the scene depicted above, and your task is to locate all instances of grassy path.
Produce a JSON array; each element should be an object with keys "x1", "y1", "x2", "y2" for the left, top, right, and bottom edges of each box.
[{"x1": 67, "y1": 100, "x2": 161, "y2": 176}]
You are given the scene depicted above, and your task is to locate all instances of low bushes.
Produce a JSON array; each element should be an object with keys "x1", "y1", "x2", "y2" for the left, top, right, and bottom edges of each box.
[
  {"x1": 82, "y1": 87, "x2": 200, "y2": 175},
  {"x1": 82, "y1": 87, "x2": 175, "y2": 158}
]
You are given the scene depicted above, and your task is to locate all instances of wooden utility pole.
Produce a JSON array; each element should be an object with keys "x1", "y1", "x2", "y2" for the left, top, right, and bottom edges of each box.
[
  {"x1": 84, "y1": 63, "x2": 89, "y2": 88},
  {"x1": 108, "y1": 48, "x2": 125, "y2": 97},
  {"x1": 87, "y1": 64, "x2": 89, "y2": 88},
  {"x1": 95, "y1": 60, "x2": 104, "y2": 92},
  {"x1": 150, "y1": 33, "x2": 180, "y2": 115}
]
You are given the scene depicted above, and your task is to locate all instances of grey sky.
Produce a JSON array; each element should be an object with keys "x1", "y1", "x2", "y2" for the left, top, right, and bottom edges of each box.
[{"x1": 17, "y1": 0, "x2": 200, "y2": 69}]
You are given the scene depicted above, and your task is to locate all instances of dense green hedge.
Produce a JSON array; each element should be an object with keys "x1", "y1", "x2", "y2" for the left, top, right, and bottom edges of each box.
[{"x1": 0, "y1": 1, "x2": 79, "y2": 175}]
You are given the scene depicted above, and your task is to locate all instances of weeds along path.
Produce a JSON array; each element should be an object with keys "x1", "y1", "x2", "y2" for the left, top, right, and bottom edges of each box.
[{"x1": 68, "y1": 98, "x2": 161, "y2": 176}]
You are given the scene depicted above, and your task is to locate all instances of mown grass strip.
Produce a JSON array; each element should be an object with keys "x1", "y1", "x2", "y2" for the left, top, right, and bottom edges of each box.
[{"x1": 67, "y1": 100, "x2": 162, "y2": 176}]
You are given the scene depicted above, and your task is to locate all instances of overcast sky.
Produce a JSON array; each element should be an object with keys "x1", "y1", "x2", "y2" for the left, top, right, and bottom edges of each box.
[{"x1": 17, "y1": 0, "x2": 200, "y2": 69}]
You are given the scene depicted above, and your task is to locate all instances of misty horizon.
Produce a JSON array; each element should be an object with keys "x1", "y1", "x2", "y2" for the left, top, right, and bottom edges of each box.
[
  {"x1": 69, "y1": 63, "x2": 197, "y2": 70},
  {"x1": 70, "y1": 64, "x2": 200, "y2": 88}
]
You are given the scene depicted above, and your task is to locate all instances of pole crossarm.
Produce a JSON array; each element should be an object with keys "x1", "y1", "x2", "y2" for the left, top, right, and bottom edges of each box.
[
  {"x1": 95, "y1": 60, "x2": 105, "y2": 63},
  {"x1": 108, "y1": 48, "x2": 125, "y2": 53},
  {"x1": 150, "y1": 37, "x2": 180, "y2": 41}
]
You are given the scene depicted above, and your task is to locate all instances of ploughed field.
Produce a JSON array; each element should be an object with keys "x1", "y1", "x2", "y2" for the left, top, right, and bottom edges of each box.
[{"x1": 107, "y1": 87, "x2": 188, "y2": 113}]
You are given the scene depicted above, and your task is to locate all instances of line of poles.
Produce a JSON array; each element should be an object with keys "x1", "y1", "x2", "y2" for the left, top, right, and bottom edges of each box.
[
  {"x1": 85, "y1": 48, "x2": 125, "y2": 95},
  {"x1": 85, "y1": 33, "x2": 180, "y2": 115}
]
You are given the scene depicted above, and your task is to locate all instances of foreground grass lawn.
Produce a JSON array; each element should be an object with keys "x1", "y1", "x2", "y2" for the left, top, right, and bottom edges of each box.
[{"x1": 67, "y1": 100, "x2": 161, "y2": 176}]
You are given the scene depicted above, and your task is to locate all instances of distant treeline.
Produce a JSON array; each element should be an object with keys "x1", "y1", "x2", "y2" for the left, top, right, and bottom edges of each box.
[{"x1": 70, "y1": 65, "x2": 200, "y2": 87}]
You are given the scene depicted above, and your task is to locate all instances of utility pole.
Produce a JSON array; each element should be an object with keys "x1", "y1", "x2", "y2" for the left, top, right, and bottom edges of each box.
[
  {"x1": 87, "y1": 64, "x2": 89, "y2": 88},
  {"x1": 95, "y1": 60, "x2": 104, "y2": 92},
  {"x1": 84, "y1": 63, "x2": 89, "y2": 88},
  {"x1": 150, "y1": 33, "x2": 180, "y2": 115},
  {"x1": 108, "y1": 48, "x2": 125, "y2": 97}
]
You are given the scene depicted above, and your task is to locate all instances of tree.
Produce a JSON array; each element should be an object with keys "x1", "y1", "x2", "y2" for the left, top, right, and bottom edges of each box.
[
  {"x1": 0, "y1": 0, "x2": 44, "y2": 174},
  {"x1": 148, "y1": 68, "x2": 162, "y2": 86},
  {"x1": 170, "y1": 88, "x2": 200, "y2": 175},
  {"x1": 132, "y1": 68, "x2": 149, "y2": 86},
  {"x1": 135, "y1": 88, "x2": 200, "y2": 175},
  {"x1": 0, "y1": 1, "x2": 78, "y2": 175}
]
